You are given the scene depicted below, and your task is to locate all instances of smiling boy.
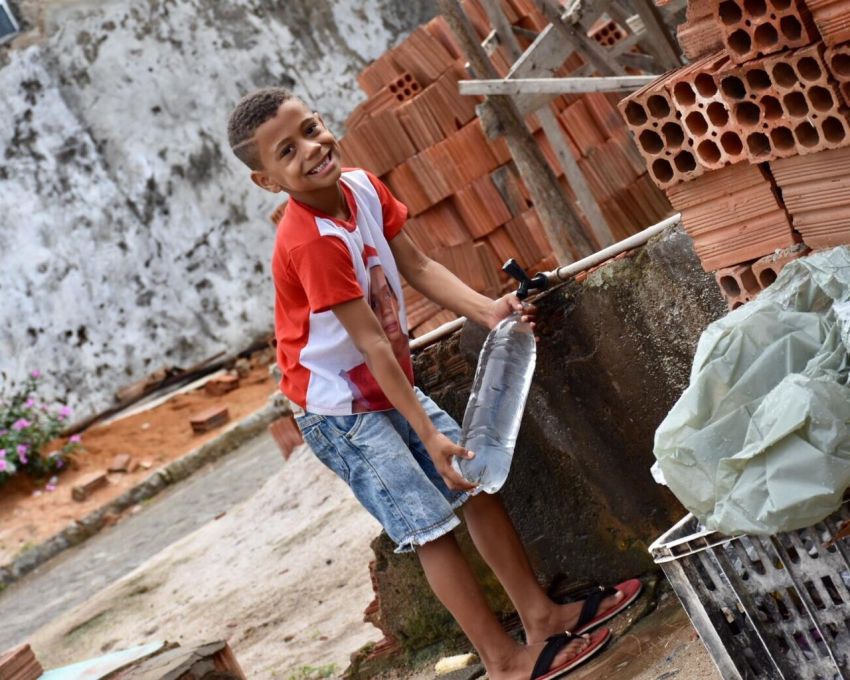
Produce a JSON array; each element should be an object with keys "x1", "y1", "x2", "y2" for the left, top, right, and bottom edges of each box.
[{"x1": 226, "y1": 87, "x2": 639, "y2": 679}]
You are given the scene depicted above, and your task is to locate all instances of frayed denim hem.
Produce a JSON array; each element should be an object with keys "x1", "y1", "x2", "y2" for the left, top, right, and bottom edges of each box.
[
  {"x1": 393, "y1": 487, "x2": 484, "y2": 554},
  {"x1": 394, "y1": 513, "x2": 462, "y2": 554}
]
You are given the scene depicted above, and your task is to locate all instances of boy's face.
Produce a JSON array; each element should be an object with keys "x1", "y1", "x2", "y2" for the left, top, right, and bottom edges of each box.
[{"x1": 250, "y1": 98, "x2": 342, "y2": 196}]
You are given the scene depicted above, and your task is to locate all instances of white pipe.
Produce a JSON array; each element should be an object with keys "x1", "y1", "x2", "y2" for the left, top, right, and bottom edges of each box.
[
  {"x1": 548, "y1": 212, "x2": 681, "y2": 283},
  {"x1": 409, "y1": 318, "x2": 466, "y2": 352},
  {"x1": 408, "y1": 212, "x2": 682, "y2": 352}
]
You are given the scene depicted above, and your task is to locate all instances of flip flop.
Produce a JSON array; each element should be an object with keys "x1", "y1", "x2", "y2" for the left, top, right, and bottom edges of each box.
[
  {"x1": 530, "y1": 628, "x2": 611, "y2": 680},
  {"x1": 557, "y1": 578, "x2": 643, "y2": 635}
]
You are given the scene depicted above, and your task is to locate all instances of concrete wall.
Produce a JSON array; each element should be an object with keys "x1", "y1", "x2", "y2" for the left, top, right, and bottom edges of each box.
[
  {"x1": 365, "y1": 226, "x2": 728, "y2": 657},
  {"x1": 0, "y1": 0, "x2": 435, "y2": 414}
]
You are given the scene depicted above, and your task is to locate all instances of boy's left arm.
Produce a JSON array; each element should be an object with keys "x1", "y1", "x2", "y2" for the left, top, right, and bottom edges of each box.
[{"x1": 389, "y1": 232, "x2": 535, "y2": 330}]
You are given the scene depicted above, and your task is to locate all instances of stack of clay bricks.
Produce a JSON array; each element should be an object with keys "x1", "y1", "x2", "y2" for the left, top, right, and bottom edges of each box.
[
  {"x1": 622, "y1": 0, "x2": 850, "y2": 309},
  {"x1": 342, "y1": 1, "x2": 673, "y2": 336},
  {"x1": 0, "y1": 644, "x2": 43, "y2": 680}
]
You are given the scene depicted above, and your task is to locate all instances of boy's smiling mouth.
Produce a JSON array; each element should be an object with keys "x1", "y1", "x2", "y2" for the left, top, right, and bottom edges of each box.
[{"x1": 307, "y1": 150, "x2": 334, "y2": 176}]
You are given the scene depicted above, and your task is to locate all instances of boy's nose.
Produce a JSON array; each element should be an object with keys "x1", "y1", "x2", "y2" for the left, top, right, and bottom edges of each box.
[{"x1": 303, "y1": 139, "x2": 324, "y2": 160}]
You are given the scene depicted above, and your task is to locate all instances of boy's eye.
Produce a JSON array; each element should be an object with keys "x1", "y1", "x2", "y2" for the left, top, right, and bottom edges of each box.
[
  {"x1": 306, "y1": 123, "x2": 319, "y2": 135},
  {"x1": 280, "y1": 144, "x2": 293, "y2": 158}
]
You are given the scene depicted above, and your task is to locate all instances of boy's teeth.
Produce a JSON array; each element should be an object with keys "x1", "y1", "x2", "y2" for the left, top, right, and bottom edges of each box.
[{"x1": 310, "y1": 154, "x2": 330, "y2": 175}]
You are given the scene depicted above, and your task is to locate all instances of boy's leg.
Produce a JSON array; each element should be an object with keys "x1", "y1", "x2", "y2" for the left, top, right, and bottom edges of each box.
[
  {"x1": 461, "y1": 492, "x2": 623, "y2": 644},
  {"x1": 417, "y1": 531, "x2": 591, "y2": 678}
]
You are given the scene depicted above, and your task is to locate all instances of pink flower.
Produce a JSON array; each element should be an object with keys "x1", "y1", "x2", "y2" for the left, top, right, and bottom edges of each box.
[
  {"x1": 17, "y1": 445, "x2": 28, "y2": 464},
  {"x1": 0, "y1": 460, "x2": 7, "y2": 472},
  {"x1": 58, "y1": 405, "x2": 73, "y2": 419},
  {"x1": 45, "y1": 483, "x2": 56, "y2": 492},
  {"x1": 24, "y1": 398, "x2": 35, "y2": 408},
  {"x1": 0, "y1": 449, "x2": 5, "y2": 458},
  {"x1": 12, "y1": 418, "x2": 30, "y2": 431},
  {"x1": 69, "y1": 434, "x2": 82, "y2": 444},
  {"x1": 30, "y1": 370, "x2": 41, "y2": 378}
]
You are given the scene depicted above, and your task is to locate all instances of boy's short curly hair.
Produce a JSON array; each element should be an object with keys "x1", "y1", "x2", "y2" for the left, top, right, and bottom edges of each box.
[{"x1": 227, "y1": 87, "x2": 296, "y2": 170}]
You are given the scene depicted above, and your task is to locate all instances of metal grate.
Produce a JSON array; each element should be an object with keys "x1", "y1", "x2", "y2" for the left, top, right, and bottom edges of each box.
[
  {"x1": 650, "y1": 504, "x2": 850, "y2": 679},
  {"x1": 0, "y1": 1, "x2": 19, "y2": 45}
]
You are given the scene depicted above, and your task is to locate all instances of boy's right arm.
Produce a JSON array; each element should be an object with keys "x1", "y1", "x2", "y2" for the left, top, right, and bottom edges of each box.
[{"x1": 332, "y1": 297, "x2": 477, "y2": 492}]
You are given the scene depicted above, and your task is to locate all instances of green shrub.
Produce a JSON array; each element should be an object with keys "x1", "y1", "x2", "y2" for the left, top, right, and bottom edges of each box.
[{"x1": 0, "y1": 370, "x2": 81, "y2": 484}]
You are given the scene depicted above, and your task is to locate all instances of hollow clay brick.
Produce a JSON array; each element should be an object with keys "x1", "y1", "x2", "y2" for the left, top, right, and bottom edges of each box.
[
  {"x1": 714, "y1": 262, "x2": 759, "y2": 309},
  {"x1": 826, "y1": 42, "x2": 850, "y2": 106},
  {"x1": 619, "y1": 72, "x2": 704, "y2": 189},
  {"x1": 677, "y1": 0, "x2": 726, "y2": 60},
  {"x1": 751, "y1": 244, "x2": 811, "y2": 288},
  {"x1": 711, "y1": 0, "x2": 819, "y2": 65},
  {"x1": 589, "y1": 18, "x2": 627, "y2": 48},
  {"x1": 805, "y1": 0, "x2": 850, "y2": 46},
  {"x1": 770, "y1": 146, "x2": 850, "y2": 248},
  {"x1": 666, "y1": 163, "x2": 797, "y2": 270},
  {"x1": 705, "y1": 43, "x2": 850, "y2": 162},
  {"x1": 666, "y1": 51, "x2": 746, "y2": 169}
]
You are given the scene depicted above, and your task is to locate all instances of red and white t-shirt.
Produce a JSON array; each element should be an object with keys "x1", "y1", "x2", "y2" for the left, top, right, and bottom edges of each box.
[{"x1": 271, "y1": 168, "x2": 414, "y2": 415}]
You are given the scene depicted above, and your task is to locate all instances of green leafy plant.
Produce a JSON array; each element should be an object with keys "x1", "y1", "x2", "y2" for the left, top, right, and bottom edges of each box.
[
  {"x1": 284, "y1": 663, "x2": 338, "y2": 680},
  {"x1": 0, "y1": 370, "x2": 81, "y2": 484}
]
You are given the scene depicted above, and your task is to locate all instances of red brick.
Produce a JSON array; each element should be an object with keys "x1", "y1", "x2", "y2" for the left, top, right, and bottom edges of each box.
[
  {"x1": 108, "y1": 453, "x2": 133, "y2": 473},
  {"x1": 806, "y1": 0, "x2": 850, "y2": 46},
  {"x1": 714, "y1": 262, "x2": 759, "y2": 310},
  {"x1": 205, "y1": 374, "x2": 240, "y2": 396},
  {"x1": 711, "y1": 0, "x2": 818, "y2": 64},
  {"x1": 0, "y1": 644, "x2": 43, "y2": 680},
  {"x1": 770, "y1": 146, "x2": 850, "y2": 249},
  {"x1": 72, "y1": 471, "x2": 108, "y2": 502},
  {"x1": 751, "y1": 244, "x2": 811, "y2": 288},
  {"x1": 190, "y1": 406, "x2": 230, "y2": 434},
  {"x1": 268, "y1": 414, "x2": 304, "y2": 462}
]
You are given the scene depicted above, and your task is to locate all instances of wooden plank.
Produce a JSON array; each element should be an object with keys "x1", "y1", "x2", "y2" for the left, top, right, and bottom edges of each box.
[
  {"x1": 505, "y1": 0, "x2": 614, "y2": 83},
  {"x1": 459, "y1": 75, "x2": 658, "y2": 95},
  {"x1": 438, "y1": 0, "x2": 594, "y2": 260},
  {"x1": 630, "y1": 0, "x2": 682, "y2": 70},
  {"x1": 480, "y1": 0, "x2": 523, "y2": 58},
  {"x1": 538, "y1": 108, "x2": 615, "y2": 247},
  {"x1": 534, "y1": 0, "x2": 626, "y2": 77},
  {"x1": 478, "y1": 0, "x2": 615, "y2": 247}
]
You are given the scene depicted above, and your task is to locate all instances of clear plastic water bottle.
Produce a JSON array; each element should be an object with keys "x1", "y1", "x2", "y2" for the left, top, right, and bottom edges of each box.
[{"x1": 453, "y1": 313, "x2": 536, "y2": 493}]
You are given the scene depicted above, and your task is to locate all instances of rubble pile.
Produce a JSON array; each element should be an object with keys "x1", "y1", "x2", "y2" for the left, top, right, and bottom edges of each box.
[{"x1": 622, "y1": 0, "x2": 850, "y2": 308}]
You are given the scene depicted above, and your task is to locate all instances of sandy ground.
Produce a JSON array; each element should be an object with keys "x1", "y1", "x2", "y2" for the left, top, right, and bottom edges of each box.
[
  {"x1": 18, "y1": 436, "x2": 720, "y2": 680},
  {"x1": 26, "y1": 443, "x2": 383, "y2": 678},
  {"x1": 0, "y1": 361, "x2": 275, "y2": 565}
]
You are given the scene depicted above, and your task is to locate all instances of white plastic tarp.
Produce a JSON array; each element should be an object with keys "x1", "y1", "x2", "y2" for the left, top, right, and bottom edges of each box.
[{"x1": 653, "y1": 246, "x2": 850, "y2": 535}]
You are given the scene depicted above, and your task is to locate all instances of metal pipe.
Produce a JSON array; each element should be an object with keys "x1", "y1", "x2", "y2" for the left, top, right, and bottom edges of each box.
[{"x1": 409, "y1": 212, "x2": 682, "y2": 352}]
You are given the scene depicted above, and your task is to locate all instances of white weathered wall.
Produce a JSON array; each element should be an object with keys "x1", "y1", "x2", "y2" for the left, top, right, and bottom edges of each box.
[{"x1": 0, "y1": 0, "x2": 435, "y2": 415}]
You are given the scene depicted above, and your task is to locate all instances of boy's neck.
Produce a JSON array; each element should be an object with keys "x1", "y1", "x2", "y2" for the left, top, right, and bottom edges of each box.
[{"x1": 290, "y1": 181, "x2": 350, "y2": 221}]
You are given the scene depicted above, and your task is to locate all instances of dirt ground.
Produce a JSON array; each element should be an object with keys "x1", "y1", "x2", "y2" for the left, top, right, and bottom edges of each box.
[
  {"x1": 27, "y1": 442, "x2": 383, "y2": 679},
  {"x1": 0, "y1": 361, "x2": 276, "y2": 566}
]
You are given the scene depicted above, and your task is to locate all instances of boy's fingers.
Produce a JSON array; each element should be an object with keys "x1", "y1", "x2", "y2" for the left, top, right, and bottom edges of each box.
[{"x1": 445, "y1": 472, "x2": 477, "y2": 492}]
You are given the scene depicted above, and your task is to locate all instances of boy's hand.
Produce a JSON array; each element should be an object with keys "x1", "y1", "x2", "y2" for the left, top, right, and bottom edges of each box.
[
  {"x1": 484, "y1": 293, "x2": 538, "y2": 331},
  {"x1": 423, "y1": 431, "x2": 478, "y2": 492}
]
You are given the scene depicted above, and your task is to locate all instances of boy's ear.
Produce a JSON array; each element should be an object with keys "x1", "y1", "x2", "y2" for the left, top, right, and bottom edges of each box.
[{"x1": 251, "y1": 170, "x2": 284, "y2": 194}]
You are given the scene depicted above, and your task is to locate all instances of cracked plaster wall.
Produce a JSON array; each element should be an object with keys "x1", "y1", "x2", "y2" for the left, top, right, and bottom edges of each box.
[{"x1": 0, "y1": 0, "x2": 435, "y2": 415}]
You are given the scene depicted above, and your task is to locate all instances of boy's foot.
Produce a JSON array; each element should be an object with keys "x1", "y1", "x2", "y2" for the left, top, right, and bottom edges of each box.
[
  {"x1": 525, "y1": 579, "x2": 642, "y2": 644},
  {"x1": 488, "y1": 628, "x2": 610, "y2": 680}
]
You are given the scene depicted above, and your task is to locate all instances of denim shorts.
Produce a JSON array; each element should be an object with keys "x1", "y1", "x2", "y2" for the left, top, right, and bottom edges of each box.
[{"x1": 295, "y1": 388, "x2": 473, "y2": 553}]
